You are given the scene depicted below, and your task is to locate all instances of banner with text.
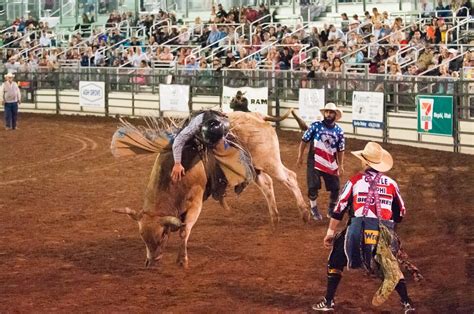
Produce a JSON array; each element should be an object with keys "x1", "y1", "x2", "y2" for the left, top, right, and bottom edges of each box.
[
  {"x1": 222, "y1": 86, "x2": 269, "y2": 115},
  {"x1": 352, "y1": 91, "x2": 384, "y2": 129},
  {"x1": 298, "y1": 88, "x2": 325, "y2": 123},
  {"x1": 159, "y1": 84, "x2": 190, "y2": 112},
  {"x1": 79, "y1": 81, "x2": 105, "y2": 107},
  {"x1": 417, "y1": 95, "x2": 453, "y2": 136}
]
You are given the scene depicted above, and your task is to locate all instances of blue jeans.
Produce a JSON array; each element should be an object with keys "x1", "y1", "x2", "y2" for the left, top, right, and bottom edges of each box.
[{"x1": 4, "y1": 102, "x2": 18, "y2": 129}]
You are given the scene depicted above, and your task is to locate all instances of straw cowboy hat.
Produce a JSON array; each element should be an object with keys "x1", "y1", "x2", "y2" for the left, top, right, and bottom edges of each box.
[
  {"x1": 4, "y1": 72, "x2": 15, "y2": 78},
  {"x1": 351, "y1": 142, "x2": 393, "y2": 172},
  {"x1": 320, "y1": 103, "x2": 343, "y2": 121}
]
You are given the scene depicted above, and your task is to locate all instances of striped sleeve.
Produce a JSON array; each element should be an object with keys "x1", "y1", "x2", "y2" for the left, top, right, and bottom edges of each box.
[{"x1": 331, "y1": 179, "x2": 353, "y2": 220}]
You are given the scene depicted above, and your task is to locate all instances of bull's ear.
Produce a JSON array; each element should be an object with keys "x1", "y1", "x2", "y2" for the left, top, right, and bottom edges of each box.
[{"x1": 112, "y1": 207, "x2": 143, "y2": 221}]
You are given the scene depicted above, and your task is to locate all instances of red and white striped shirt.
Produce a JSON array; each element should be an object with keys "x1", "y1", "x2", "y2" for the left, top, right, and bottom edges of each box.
[{"x1": 333, "y1": 170, "x2": 406, "y2": 221}]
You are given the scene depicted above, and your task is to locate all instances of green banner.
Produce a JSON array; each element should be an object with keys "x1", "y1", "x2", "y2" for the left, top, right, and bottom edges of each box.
[{"x1": 417, "y1": 95, "x2": 453, "y2": 136}]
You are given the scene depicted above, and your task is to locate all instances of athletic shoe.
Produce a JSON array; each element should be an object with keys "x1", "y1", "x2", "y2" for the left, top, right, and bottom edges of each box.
[
  {"x1": 310, "y1": 206, "x2": 323, "y2": 221},
  {"x1": 402, "y1": 301, "x2": 415, "y2": 313},
  {"x1": 312, "y1": 297, "x2": 335, "y2": 311}
]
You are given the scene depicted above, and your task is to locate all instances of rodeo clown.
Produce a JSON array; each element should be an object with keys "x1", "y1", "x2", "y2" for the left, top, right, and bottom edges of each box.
[{"x1": 312, "y1": 141, "x2": 415, "y2": 313}]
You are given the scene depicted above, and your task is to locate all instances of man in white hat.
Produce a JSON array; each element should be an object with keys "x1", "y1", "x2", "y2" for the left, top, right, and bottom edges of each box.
[
  {"x1": 312, "y1": 141, "x2": 415, "y2": 313},
  {"x1": 297, "y1": 102, "x2": 345, "y2": 220},
  {"x1": 1, "y1": 72, "x2": 21, "y2": 130}
]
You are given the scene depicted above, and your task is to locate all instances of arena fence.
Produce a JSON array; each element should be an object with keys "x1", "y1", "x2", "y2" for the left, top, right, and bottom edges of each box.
[{"x1": 5, "y1": 67, "x2": 474, "y2": 154}]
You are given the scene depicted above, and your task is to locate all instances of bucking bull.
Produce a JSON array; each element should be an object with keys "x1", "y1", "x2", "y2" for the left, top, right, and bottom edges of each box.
[{"x1": 111, "y1": 110, "x2": 310, "y2": 268}]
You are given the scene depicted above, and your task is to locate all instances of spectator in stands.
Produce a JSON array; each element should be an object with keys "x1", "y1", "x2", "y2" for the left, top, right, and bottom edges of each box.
[
  {"x1": 420, "y1": 0, "x2": 434, "y2": 17},
  {"x1": 416, "y1": 45, "x2": 435, "y2": 72},
  {"x1": 5, "y1": 57, "x2": 19, "y2": 74},
  {"x1": 132, "y1": 60, "x2": 150, "y2": 85},
  {"x1": 206, "y1": 24, "x2": 226, "y2": 48},
  {"x1": 372, "y1": 22, "x2": 384, "y2": 40},
  {"x1": 330, "y1": 57, "x2": 343, "y2": 72},
  {"x1": 327, "y1": 25, "x2": 344, "y2": 43},
  {"x1": 409, "y1": 30, "x2": 426, "y2": 50},
  {"x1": 371, "y1": 7, "x2": 383, "y2": 23},
  {"x1": 279, "y1": 47, "x2": 293, "y2": 70},
  {"x1": 216, "y1": 3, "x2": 228, "y2": 20},
  {"x1": 340, "y1": 13, "x2": 350, "y2": 33},
  {"x1": 371, "y1": 47, "x2": 387, "y2": 71},
  {"x1": 448, "y1": 48, "x2": 462, "y2": 72},
  {"x1": 158, "y1": 46, "x2": 174, "y2": 63},
  {"x1": 212, "y1": 57, "x2": 223, "y2": 71},
  {"x1": 436, "y1": 0, "x2": 451, "y2": 16}
]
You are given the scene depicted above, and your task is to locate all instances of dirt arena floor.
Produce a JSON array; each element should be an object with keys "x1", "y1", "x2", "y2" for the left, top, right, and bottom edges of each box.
[{"x1": 0, "y1": 113, "x2": 473, "y2": 313}]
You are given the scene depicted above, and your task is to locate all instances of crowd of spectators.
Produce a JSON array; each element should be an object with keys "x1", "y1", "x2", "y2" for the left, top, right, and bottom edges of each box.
[{"x1": 0, "y1": 0, "x2": 472, "y2": 83}]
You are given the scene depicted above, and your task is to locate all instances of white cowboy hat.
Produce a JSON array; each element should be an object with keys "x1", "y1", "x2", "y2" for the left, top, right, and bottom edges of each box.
[
  {"x1": 351, "y1": 142, "x2": 393, "y2": 172},
  {"x1": 320, "y1": 102, "x2": 343, "y2": 121},
  {"x1": 4, "y1": 72, "x2": 15, "y2": 78}
]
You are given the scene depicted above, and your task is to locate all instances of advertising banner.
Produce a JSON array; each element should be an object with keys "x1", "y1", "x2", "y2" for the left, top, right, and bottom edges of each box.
[
  {"x1": 417, "y1": 95, "x2": 453, "y2": 136},
  {"x1": 159, "y1": 84, "x2": 190, "y2": 112},
  {"x1": 79, "y1": 81, "x2": 105, "y2": 107},
  {"x1": 222, "y1": 86, "x2": 269, "y2": 115},
  {"x1": 298, "y1": 88, "x2": 325, "y2": 123},
  {"x1": 352, "y1": 91, "x2": 384, "y2": 129}
]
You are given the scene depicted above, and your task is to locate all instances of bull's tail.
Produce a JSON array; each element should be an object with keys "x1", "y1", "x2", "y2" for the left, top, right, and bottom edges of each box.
[
  {"x1": 110, "y1": 117, "x2": 179, "y2": 157},
  {"x1": 291, "y1": 110, "x2": 309, "y2": 131},
  {"x1": 263, "y1": 108, "x2": 293, "y2": 122}
]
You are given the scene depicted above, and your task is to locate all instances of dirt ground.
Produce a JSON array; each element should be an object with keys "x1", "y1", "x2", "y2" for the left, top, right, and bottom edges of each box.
[{"x1": 0, "y1": 113, "x2": 473, "y2": 313}]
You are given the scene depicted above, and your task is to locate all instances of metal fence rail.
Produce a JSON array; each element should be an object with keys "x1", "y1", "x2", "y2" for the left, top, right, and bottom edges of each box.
[{"x1": 5, "y1": 67, "x2": 474, "y2": 153}]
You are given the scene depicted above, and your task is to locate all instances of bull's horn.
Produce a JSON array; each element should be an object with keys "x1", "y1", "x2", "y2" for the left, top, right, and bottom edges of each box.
[
  {"x1": 159, "y1": 216, "x2": 184, "y2": 228},
  {"x1": 291, "y1": 110, "x2": 308, "y2": 131},
  {"x1": 112, "y1": 207, "x2": 143, "y2": 221},
  {"x1": 264, "y1": 108, "x2": 293, "y2": 122}
]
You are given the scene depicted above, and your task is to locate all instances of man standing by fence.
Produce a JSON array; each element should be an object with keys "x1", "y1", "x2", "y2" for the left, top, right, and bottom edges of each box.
[
  {"x1": 297, "y1": 103, "x2": 345, "y2": 220},
  {"x1": 1, "y1": 72, "x2": 21, "y2": 131}
]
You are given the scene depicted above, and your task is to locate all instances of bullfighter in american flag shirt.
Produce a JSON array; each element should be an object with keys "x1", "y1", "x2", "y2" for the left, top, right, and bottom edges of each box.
[
  {"x1": 312, "y1": 142, "x2": 415, "y2": 313},
  {"x1": 297, "y1": 103, "x2": 345, "y2": 221}
]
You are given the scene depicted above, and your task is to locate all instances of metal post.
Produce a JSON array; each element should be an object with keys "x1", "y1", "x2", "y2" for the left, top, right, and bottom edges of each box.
[
  {"x1": 453, "y1": 81, "x2": 460, "y2": 152},
  {"x1": 55, "y1": 71, "x2": 60, "y2": 114},
  {"x1": 185, "y1": 0, "x2": 189, "y2": 18},
  {"x1": 104, "y1": 70, "x2": 109, "y2": 117}
]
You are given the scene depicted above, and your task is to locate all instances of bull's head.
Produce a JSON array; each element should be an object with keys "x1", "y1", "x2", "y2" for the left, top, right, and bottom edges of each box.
[{"x1": 112, "y1": 207, "x2": 185, "y2": 268}]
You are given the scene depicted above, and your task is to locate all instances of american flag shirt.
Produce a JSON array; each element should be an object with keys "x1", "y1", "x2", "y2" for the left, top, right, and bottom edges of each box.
[
  {"x1": 332, "y1": 170, "x2": 406, "y2": 222},
  {"x1": 302, "y1": 121, "x2": 345, "y2": 175}
]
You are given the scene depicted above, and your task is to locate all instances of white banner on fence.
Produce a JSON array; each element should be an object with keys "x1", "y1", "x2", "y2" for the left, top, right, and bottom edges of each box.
[
  {"x1": 222, "y1": 86, "x2": 269, "y2": 115},
  {"x1": 159, "y1": 84, "x2": 190, "y2": 112},
  {"x1": 352, "y1": 91, "x2": 384, "y2": 129},
  {"x1": 298, "y1": 88, "x2": 325, "y2": 123},
  {"x1": 79, "y1": 81, "x2": 105, "y2": 107}
]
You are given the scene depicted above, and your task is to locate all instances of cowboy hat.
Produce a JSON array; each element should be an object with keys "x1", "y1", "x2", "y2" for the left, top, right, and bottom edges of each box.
[
  {"x1": 4, "y1": 72, "x2": 15, "y2": 78},
  {"x1": 351, "y1": 142, "x2": 393, "y2": 172},
  {"x1": 320, "y1": 102, "x2": 343, "y2": 121}
]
